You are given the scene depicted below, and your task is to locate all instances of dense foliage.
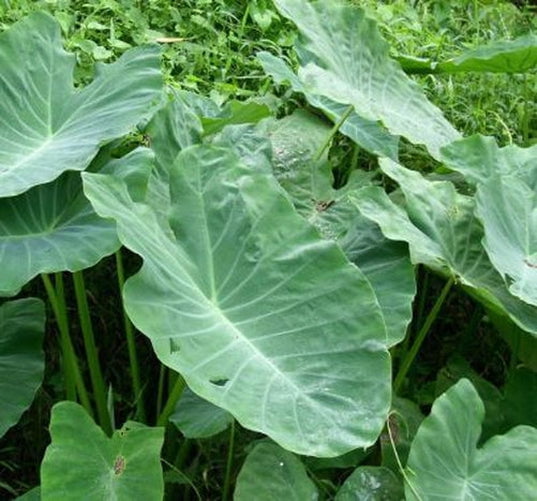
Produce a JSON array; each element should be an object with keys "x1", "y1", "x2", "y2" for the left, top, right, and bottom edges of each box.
[{"x1": 0, "y1": 0, "x2": 536, "y2": 499}]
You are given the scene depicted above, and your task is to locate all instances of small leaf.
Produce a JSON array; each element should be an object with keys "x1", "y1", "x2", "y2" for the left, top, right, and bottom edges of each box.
[
  {"x1": 0, "y1": 299, "x2": 45, "y2": 438},
  {"x1": 41, "y1": 402, "x2": 165, "y2": 500},
  {"x1": 335, "y1": 466, "x2": 404, "y2": 501},
  {"x1": 234, "y1": 442, "x2": 318, "y2": 501},
  {"x1": 406, "y1": 379, "x2": 537, "y2": 500}
]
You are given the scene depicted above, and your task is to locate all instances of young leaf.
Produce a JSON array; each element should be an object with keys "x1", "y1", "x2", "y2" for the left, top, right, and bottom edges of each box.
[
  {"x1": 234, "y1": 442, "x2": 318, "y2": 501},
  {"x1": 271, "y1": 0, "x2": 460, "y2": 159},
  {"x1": 83, "y1": 145, "x2": 391, "y2": 457},
  {"x1": 0, "y1": 298, "x2": 45, "y2": 438},
  {"x1": 335, "y1": 466, "x2": 404, "y2": 501},
  {"x1": 0, "y1": 12, "x2": 162, "y2": 198},
  {"x1": 0, "y1": 149, "x2": 153, "y2": 296},
  {"x1": 170, "y1": 387, "x2": 233, "y2": 439},
  {"x1": 406, "y1": 379, "x2": 537, "y2": 500},
  {"x1": 41, "y1": 402, "x2": 165, "y2": 500}
]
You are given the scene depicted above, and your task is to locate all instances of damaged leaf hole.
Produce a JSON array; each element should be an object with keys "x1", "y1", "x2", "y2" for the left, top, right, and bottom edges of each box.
[
  {"x1": 113, "y1": 455, "x2": 126, "y2": 476},
  {"x1": 210, "y1": 377, "x2": 229, "y2": 387}
]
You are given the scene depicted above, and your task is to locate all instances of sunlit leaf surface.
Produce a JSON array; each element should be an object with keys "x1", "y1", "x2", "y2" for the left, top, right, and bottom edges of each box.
[
  {"x1": 406, "y1": 379, "x2": 537, "y2": 500},
  {"x1": 271, "y1": 0, "x2": 460, "y2": 159},
  {"x1": 0, "y1": 12, "x2": 161, "y2": 197},
  {"x1": 83, "y1": 145, "x2": 391, "y2": 456},
  {"x1": 41, "y1": 402, "x2": 165, "y2": 500}
]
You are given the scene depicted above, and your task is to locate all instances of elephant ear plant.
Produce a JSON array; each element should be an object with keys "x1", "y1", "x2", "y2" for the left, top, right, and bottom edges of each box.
[{"x1": 2, "y1": 0, "x2": 537, "y2": 499}]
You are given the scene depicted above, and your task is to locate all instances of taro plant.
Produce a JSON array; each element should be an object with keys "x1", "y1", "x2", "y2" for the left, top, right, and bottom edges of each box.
[{"x1": 1, "y1": 0, "x2": 537, "y2": 499}]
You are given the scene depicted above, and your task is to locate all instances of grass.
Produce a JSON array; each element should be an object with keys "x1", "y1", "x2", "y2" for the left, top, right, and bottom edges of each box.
[{"x1": 0, "y1": 0, "x2": 535, "y2": 498}]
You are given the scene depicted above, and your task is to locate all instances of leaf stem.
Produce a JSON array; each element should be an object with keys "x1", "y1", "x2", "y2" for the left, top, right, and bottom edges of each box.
[
  {"x1": 156, "y1": 374, "x2": 186, "y2": 427},
  {"x1": 386, "y1": 412, "x2": 423, "y2": 501},
  {"x1": 222, "y1": 420, "x2": 236, "y2": 501},
  {"x1": 41, "y1": 273, "x2": 92, "y2": 415},
  {"x1": 115, "y1": 249, "x2": 146, "y2": 421},
  {"x1": 394, "y1": 276, "x2": 454, "y2": 393},
  {"x1": 72, "y1": 271, "x2": 112, "y2": 435},
  {"x1": 313, "y1": 105, "x2": 354, "y2": 161}
]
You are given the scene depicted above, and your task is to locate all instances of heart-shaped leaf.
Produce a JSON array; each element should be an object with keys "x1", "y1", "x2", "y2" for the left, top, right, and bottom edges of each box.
[
  {"x1": 0, "y1": 12, "x2": 161, "y2": 197},
  {"x1": 406, "y1": 379, "x2": 537, "y2": 500},
  {"x1": 0, "y1": 298, "x2": 45, "y2": 438},
  {"x1": 83, "y1": 144, "x2": 391, "y2": 456},
  {"x1": 41, "y1": 402, "x2": 165, "y2": 500}
]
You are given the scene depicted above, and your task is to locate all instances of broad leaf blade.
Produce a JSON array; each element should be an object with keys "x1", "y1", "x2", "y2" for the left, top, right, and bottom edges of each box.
[
  {"x1": 440, "y1": 34, "x2": 537, "y2": 73},
  {"x1": 272, "y1": 0, "x2": 460, "y2": 159},
  {"x1": 0, "y1": 149, "x2": 153, "y2": 296},
  {"x1": 170, "y1": 387, "x2": 232, "y2": 439},
  {"x1": 0, "y1": 12, "x2": 161, "y2": 197},
  {"x1": 234, "y1": 442, "x2": 318, "y2": 501},
  {"x1": 83, "y1": 145, "x2": 391, "y2": 457},
  {"x1": 406, "y1": 379, "x2": 537, "y2": 500},
  {"x1": 353, "y1": 158, "x2": 537, "y2": 336},
  {"x1": 400, "y1": 35, "x2": 537, "y2": 74},
  {"x1": 257, "y1": 51, "x2": 399, "y2": 160},
  {"x1": 442, "y1": 136, "x2": 537, "y2": 306},
  {"x1": 41, "y1": 402, "x2": 165, "y2": 500},
  {"x1": 267, "y1": 112, "x2": 415, "y2": 347},
  {"x1": 0, "y1": 298, "x2": 45, "y2": 438}
]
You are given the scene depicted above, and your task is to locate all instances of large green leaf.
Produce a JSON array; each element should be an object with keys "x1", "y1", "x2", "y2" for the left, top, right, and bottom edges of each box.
[
  {"x1": 170, "y1": 387, "x2": 233, "y2": 439},
  {"x1": 41, "y1": 402, "x2": 165, "y2": 501},
  {"x1": 400, "y1": 34, "x2": 537, "y2": 74},
  {"x1": 0, "y1": 12, "x2": 162, "y2": 198},
  {"x1": 442, "y1": 136, "x2": 537, "y2": 306},
  {"x1": 234, "y1": 442, "x2": 318, "y2": 501},
  {"x1": 0, "y1": 149, "x2": 153, "y2": 296},
  {"x1": 0, "y1": 298, "x2": 45, "y2": 438},
  {"x1": 406, "y1": 379, "x2": 537, "y2": 500},
  {"x1": 353, "y1": 158, "x2": 537, "y2": 336},
  {"x1": 257, "y1": 51, "x2": 399, "y2": 160},
  {"x1": 83, "y1": 144, "x2": 391, "y2": 456},
  {"x1": 271, "y1": 0, "x2": 459, "y2": 160},
  {"x1": 335, "y1": 466, "x2": 404, "y2": 501},
  {"x1": 267, "y1": 110, "x2": 415, "y2": 347}
]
